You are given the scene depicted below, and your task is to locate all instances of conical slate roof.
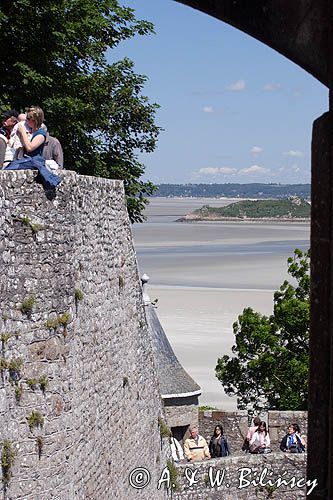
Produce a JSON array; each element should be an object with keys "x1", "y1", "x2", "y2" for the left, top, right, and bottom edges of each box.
[{"x1": 145, "y1": 303, "x2": 201, "y2": 399}]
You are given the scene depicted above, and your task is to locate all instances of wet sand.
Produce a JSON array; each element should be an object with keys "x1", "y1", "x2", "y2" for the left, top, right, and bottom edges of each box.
[
  {"x1": 148, "y1": 286, "x2": 274, "y2": 409},
  {"x1": 133, "y1": 197, "x2": 310, "y2": 409}
]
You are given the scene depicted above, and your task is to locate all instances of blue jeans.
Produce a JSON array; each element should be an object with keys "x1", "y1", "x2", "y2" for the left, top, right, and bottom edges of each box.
[{"x1": 4, "y1": 156, "x2": 61, "y2": 189}]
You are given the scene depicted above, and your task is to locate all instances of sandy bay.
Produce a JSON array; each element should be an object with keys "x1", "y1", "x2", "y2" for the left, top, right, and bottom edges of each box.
[{"x1": 132, "y1": 197, "x2": 310, "y2": 409}]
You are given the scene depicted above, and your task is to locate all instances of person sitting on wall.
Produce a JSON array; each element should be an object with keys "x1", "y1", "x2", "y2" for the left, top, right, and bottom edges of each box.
[
  {"x1": 4, "y1": 106, "x2": 61, "y2": 189},
  {"x1": 43, "y1": 133, "x2": 64, "y2": 169},
  {"x1": 0, "y1": 109, "x2": 19, "y2": 168},
  {"x1": 242, "y1": 415, "x2": 261, "y2": 452},
  {"x1": 16, "y1": 106, "x2": 47, "y2": 157},
  {"x1": 170, "y1": 435, "x2": 184, "y2": 463},
  {"x1": 249, "y1": 421, "x2": 271, "y2": 454},
  {"x1": 209, "y1": 425, "x2": 230, "y2": 458},
  {"x1": 280, "y1": 424, "x2": 305, "y2": 453},
  {"x1": 5, "y1": 113, "x2": 32, "y2": 164},
  {"x1": 292, "y1": 422, "x2": 307, "y2": 450},
  {"x1": 184, "y1": 426, "x2": 211, "y2": 462}
]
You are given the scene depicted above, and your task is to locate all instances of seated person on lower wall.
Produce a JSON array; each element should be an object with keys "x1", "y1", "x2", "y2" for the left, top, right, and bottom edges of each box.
[
  {"x1": 243, "y1": 415, "x2": 261, "y2": 452},
  {"x1": 249, "y1": 421, "x2": 271, "y2": 454},
  {"x1": 43, "y1": 134, "x2": 64, "y2": 169},
  {"x1": 0, "y1": 109, "x2": 19, "y2": 168},
  {"x1": 170, "y1": 435, "x2": 184, "y2": 463},
  {"x1": 184, "y1": 426, "x2": 211, "y2": 462},
  {"x1": 292, "y1": 422, "x2": 307, "y2": 450},
  {"x1": 280, "y1": 424, "x2": 305, "y2": 453},
  {"x1": 209, "y1": 425, "x2": 230, "y2": 458}
]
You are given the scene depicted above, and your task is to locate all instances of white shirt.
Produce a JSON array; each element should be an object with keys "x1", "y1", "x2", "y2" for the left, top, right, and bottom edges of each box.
[{"x1": 170, "y1": 437, "x2": 184, "y2": 462}]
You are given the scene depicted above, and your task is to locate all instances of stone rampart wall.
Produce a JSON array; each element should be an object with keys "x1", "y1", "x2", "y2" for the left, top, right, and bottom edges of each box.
[
  {"x1": 0, "y1": 171, "x2": 169, "y2": 499},
  {"x1": 173, "y1": 453, "x2": 310, "y2": 499}
]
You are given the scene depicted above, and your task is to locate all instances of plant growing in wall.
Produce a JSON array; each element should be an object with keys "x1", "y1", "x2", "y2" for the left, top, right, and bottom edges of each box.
[
  {"x1": 45, "y1": 312, "x2": 71, "y2": 336},
  {"x1": 14, "y1": 384, "x2": 23, "y2": 403},
  {"x1": 58, "y1": 312, "x2": 71, "y2": 337},
  {"x1": 7, "y1": 358, "x2": 23, "y2": 382},
  {"x1": 255, "y1": 485, "x2": 278, "y2": 499},
  {"x1": 74, "y1": 288, "x2": 84, "y2": 302},
  {"x1": 158, "y1": 417, "x2": 171, "y2": 439},
  {"x1": 166, "y1": 459, "x2": 179, "y2": 491},
  {"x1": 18, "y1": 216, "x2": 42, "y2": 234},
  {"x1": 19, "y1": 216, "x2": 31, "y2": 227},
  {"x1": 39, "y1": 376, "x2": 48, "y2": 394},
  {"x1": 26, "y1": 378, "x2": 37, "y2": 390},
  {"x1": 0, "y1": 357, "x2": 8, "y2": 376},
  {"x1": 45, "y1": 317, "x2": 59, "y2": 330},
  {"x1": 1, "y1": 440, "x2": 16, "y2": 489},
  {"x1": 36, "y1": 436, "x2": 43, "y2": 460},
  {"x1": 19, "y1": 295, "x2": 36, "y2": 315},
  {"x1": 27, "y1": 410, "x2": 44, "y2": 431},
  {"x1": 118, "y1": 275, "x2": 125, "y2": 291},
  {"x1": 0, "y1": 332, "x2": 11, "y2": 348},
  {"x1": 204, "y1": 474, "x2": 210, "y2": 487}
]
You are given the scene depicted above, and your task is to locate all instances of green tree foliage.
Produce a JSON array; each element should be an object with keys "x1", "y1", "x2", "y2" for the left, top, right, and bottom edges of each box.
[
  {"x1": 0, "y1": 0, "x2": 160, "y2": 222},
  {"x1": 215, "y1": 249, "x2": 310, "y2": 412}
]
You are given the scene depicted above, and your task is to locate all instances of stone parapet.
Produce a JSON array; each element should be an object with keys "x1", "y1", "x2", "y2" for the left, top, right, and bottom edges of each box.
[{"x1": 173, "y1": 453, "x2": 309, "y2": 499}]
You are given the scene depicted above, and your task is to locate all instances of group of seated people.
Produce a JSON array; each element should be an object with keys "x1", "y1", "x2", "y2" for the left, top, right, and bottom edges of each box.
[
  {"x1": 0, "y1": 107, "x2": 63, "y2": 170},
  {"x1": 171, "y1": 425, "x2": 230, "y2": 463},
  {"x1": 245, "y1": 417, "x2": 306, "y2": 454},
  {"x1": 170, "y1": 419, "x2": 306, "y2": 463}
]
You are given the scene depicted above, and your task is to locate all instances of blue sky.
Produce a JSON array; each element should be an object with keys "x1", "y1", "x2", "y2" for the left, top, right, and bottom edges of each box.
[{"x1": 111, "y1": 0, "x2": 328, "y2": 184}]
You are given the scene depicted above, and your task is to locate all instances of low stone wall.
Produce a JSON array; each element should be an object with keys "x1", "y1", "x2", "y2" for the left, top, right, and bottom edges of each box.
[{"x1": 173, "y1": 453, "x2": 310, "y2": 499}]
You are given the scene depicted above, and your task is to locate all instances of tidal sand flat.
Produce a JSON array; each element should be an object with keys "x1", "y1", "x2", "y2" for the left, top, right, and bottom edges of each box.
[{"x1": 132, "y1": 197, "x2": 310, "y2": 409}]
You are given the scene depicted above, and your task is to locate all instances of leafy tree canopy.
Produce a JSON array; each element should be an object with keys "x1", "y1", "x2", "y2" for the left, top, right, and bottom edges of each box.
[
  {"x1": 215, "y1": 248, "x2": 310, "y2": 412},
  {"x1": 0, "y1": 0, "x2": 161, "y2": 222}
]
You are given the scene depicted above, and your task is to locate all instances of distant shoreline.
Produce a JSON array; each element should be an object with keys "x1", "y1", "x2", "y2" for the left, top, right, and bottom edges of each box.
[{"x1": 177, "y1": 216, "x2": 310, "y2": 223}]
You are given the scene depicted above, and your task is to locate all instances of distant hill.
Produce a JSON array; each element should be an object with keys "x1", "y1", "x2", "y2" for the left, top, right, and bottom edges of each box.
[
  {"x1": 153, "y1": 183, "x2": 311, "y2": 199},
  {"x1": 178, "y1": 198, "x2": 311, "y2": 222}
]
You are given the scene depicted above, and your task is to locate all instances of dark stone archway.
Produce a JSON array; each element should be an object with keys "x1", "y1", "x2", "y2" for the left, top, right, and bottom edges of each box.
[{"x1": 174, "y1": 1, "x2": 333, "y2": 498}]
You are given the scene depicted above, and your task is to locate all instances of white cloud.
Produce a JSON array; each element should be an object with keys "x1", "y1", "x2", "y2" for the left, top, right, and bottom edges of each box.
[
  {"x1": 226, "y1": 80, "x2": 246, "y2": 91},
  {"x1": 283, "y1": 150, "x2": 304, "y2": 157},
  {"x1": 250, "y1": 146, "x2": 263, "y2": 154},
  {"x1": 203, "y1": 106, "x2": 213, "y2": 113},
  {"x1": 198, "y1": 167, "x2": 237, "y2": 175},
  {"x1": 239, "y1": 165, "x2": 267, "y2": 174},
  {"x1": 291, "y1": 164, "x2": 301, "y2": 172},
  {"x1": 263, "y1": 83, "x2": 281, "y2": 91}
]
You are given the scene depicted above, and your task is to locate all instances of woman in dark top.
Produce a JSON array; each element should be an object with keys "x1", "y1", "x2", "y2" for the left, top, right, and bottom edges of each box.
[
  {"x1": 17, "y1": 106, "x2": 47, "y2": 157},
  {"x1": 209, "y1": 425, "x2": 230, "y2": 458}
]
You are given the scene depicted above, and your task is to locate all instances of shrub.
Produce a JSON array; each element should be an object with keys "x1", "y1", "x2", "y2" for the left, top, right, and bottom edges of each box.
[
  {"x1": 1, "y1": 440, "x2": 16, "y2": 487},
  {"x1": 158, "y1": 417, "x2": 171, "y2": 438},
  {"x1": 27, "y1": 410, "x2": 44, "y2": 431},
  {"x1": 19, "y1": 296, "x2": 36, "y2": 314}
]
